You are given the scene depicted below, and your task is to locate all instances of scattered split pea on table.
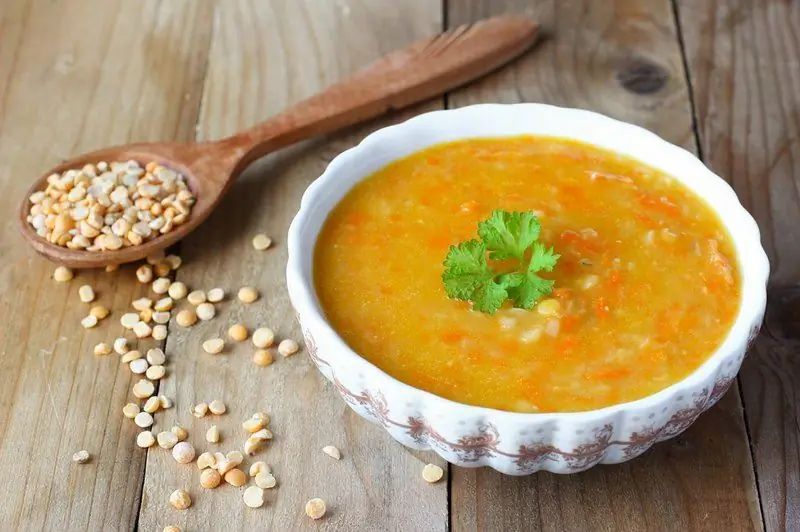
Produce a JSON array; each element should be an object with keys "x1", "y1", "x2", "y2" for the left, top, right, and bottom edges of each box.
[{"x1": 1, "y1": 1, "x2": 797, "y2": 531}]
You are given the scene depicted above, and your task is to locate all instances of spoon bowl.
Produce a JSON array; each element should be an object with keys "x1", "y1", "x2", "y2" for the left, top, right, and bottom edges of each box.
[
  {"x1": 18, "y1": 15, "x2": 541, "y2": 268},
  {"x1": 18, "y1": 140, "x2": 241, "y2": 268}
]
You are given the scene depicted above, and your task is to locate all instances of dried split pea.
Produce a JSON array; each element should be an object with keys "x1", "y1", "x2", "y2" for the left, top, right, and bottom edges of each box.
[
  {"x1": 252, "y1": 328, "x2": 274, "y2": 349},
  {"x1": 171, "y1": 425, "x2": 188, "y2": 441},
  {"x1": 134, "y1": 411, "x2": 153, "y2": 428},
  {"x1": 422, "y1": 463, "x2": 444, "y2": 483},
  {"x1": 242, "y1": 417, "x2": 264, "y2": 433},
  {"x1": 153, "y1": 311, "x2": 171, "y2": 324},
  {"x1": 187, "y1": 290, "x2": 206, "y2": 306},
  {"x1": 152, "y1": 324, "x2": 167, "y2": 340},
  {"x1": 193, "y1": 402, "x2": 209, "y2": 418},
  {"x1": 202, "y1": 338, "x2": 224, "y2": 354},
  {"x1": 208, "y1": 399, "x2": 226, "y2": 415},
  {"x1": 164, "y1": 526, "x2": 181, "y2": 532},
  {"x1": 157, "y1": 431, "x2": 179, "y2": 449},
  {"x1": 278, "y1": 339, "x2": 299, "y2": 357},
  {"x1": 249, "y1": 461, "x2": 270, "y2": 477},
  {"x1": 159, "y1": 395, "x2": 173, "y2": 409},
  {"x1": 169, "y1": 489, "x2": 191, "y2": 510},
  {"x1": 206, "y1": 425, "x2": 220, "y2": 443},
  {"x1": 305, "y1": 498, "x2": 326, "y2": 520},
  {"x1": 226, "y1": 451, "x2": 244, "y2": 467},
  {"x1": 72, "y1": 450, "x2": 90, "y2": 464},
  {"x1": 90, "y1": 305, "x2": 110, "y2": 320},
  {"x1": 154, "y1": 297, "x2": 173, "y2": 312},
  {"x1": 322, "y1": 446, "x2": 341, "y2": 460},
  {"x1": 93, "y1": 342, "x2": 111, "y2": 356},
  {"x1": 216, "y1": 456, "x2": 233, "y2": 474},
  {"x1": 139, "y1": 308, "x2": 153, "y2": 323},
  {"x1": 146, "y1": 365, "x2": 166, "y2": 380},
  {"x1": 146, "y1": 347, "x2": 166, "y2": 365},
  {"x1": 165, "y1": 254, "x2": 182, "y2": 270},
  {"x1": 143, "y1": 396, "x2": 161, "y2": 414},
  {"x1": 196, "y1": 302, "x2": 215, "y2": 321},
  {"x1": 252, "y1": 234, "x2": 272, "y2": 251},
  {"x1": 176, "y1": 309, "x2": 197, "y2": 327},
  {"x1": 243, "y1": 436, "x2": 263, "y2": 456},
  {"x1": 121, "y1": 350, "x2": 141, "y2": 364},
  {"x1": 78, "y1": 285, "x2": 95, "y2": 303},
  {"x1": 152, "y1": 277, "x2": 171, "y2": 294},
  {"x1": 81, "y1": 315, "x2": 98, "y2": 329},
  {"x1": 255, "y1": 472, "x2": 277, "y2": 489},
  {"x1": 228, "y1": 324, "x2": 248, "y2": 342},
  {"x1": 243, "y1": 486, "x2": 265, "y2": 508},
  {"x1": 136, "y1": 265, "x2": 153, "y2": 283},
  {"x1": 252, "y1": 412, "x2": 270, "y2": 423},
  {"x1": 129, "y1": 358, "x2": 148, "y2": 374},
  {"x1": 137, "y1": 431, "x2": 156, "y2": 448},
  {"x1": 237, "y1": 287, "x2": 258, "y2": 303},
  {"x1": 224, "y1": 468, "x2": 246, "y2": 487},
  {"x1": 253, "y1": 349, "x2": 274, "y2": 367},
  {"x1": 168, "y1": 281, "x2": 187, "y2": 300},
  {"x1": 252, "y1": 428, "x2": 273, "y2": 441},
  {"x1": 197, "y1": 452, "x2": 216, "y2": 470},
  {"x1": 132, "y1": 379, "x2": 155, "y2": 399},
  {"x1": 172, "y1": 441, "x2": 196, "y2": 464},
  {"x1": 122, "y1": 403, "x2": 140, "y2": 419},
  {"x1": 54, "y1": 266, "x2": 73, "y2": 283},
  {"x1": 200, "y1": 468, "x2": 221, "y2": 489},
  {"x1": 207, "y1": 288, "x2": 225, "y2": 303},
  {"x1": 133, "y1": 321, "x2": 152, "y2": 338},
  {"x1": 113, "y1": 337, "x2": 129, "y2": 354},
  {"x1": 120, "y1": 313, "x2": 139, "y2": 329},
  {"x1": 105, "y1": 264, "x2": 119, "y2": 272}
]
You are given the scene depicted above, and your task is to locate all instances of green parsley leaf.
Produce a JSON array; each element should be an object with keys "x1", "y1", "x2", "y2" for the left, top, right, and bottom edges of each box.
[
  {"x1": 471, "y1": 276, "x2": 510, "y2": 314},
  {"x1": 442, "y1": 240, "x2": 493, "y2": 299},
  {"x1": 478, "y1": 210, "x2": 541, "y2": 261},
  {"x1": 529, "y1": 241, "x2": 559, "y2": 273},
  {"x1": 508, "y1": 243, "x2": 560, "y2": 309},
  {"x1": 442, "y1": 240, "x2": 509, "y2": 313},
  {"x1": 442, "y1": 210, "x2": 559, "y2": 314}
]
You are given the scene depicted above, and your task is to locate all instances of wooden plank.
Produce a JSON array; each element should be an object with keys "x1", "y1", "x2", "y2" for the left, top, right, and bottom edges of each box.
[
  {"x1": 446, "y1": 1, "x2": 762, "y2": 530},
  {"x1": 136, "y1": 1, "x2": 449, "y2": 530},
  {"x1": 0, "y1": 0, "x2": 213, "y2": 530},
  {"x1": 676, "y1": 0, "x2": 800, "y2": 529}
]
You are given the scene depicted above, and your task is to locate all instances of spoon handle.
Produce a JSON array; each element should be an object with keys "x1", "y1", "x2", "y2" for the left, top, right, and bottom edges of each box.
[{"x1": 220, "y1": 15, "x2": 539, "y2": 169}]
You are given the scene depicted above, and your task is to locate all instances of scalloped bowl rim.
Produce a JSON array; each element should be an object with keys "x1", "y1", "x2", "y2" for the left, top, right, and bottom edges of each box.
[{"x1": 286, "y1": 103, "x2": 769, "y2": 423}]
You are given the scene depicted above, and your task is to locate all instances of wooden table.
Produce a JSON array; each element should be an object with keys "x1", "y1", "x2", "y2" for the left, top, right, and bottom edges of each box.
[{"x1": 1, "y1": 0, "x2": 796, "y2": 530}]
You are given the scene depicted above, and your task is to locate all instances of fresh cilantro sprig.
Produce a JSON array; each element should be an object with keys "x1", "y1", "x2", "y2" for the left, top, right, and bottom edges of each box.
[{"x1": 442, "y1": 210, "x2": 559, "y2": 314}]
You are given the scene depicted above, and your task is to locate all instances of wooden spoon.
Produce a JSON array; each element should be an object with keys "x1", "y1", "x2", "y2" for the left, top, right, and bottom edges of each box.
[{"x1": 19, "y1": 15, "x2": 539, "y2": 268}]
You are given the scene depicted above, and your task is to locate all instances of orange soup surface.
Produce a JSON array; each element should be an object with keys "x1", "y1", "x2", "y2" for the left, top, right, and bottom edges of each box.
[{"x1": 314, "y1": 137, "x2": 740, "y2": 413}]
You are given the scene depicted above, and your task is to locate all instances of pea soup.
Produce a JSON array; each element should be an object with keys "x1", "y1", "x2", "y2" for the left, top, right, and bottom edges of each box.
[{"x1": 314, "y1": 137, "x2": 740, "y2": 413}]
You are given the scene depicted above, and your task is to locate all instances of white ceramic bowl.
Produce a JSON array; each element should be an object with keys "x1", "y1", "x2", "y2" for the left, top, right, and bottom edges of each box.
[{"x1": 286, "y1": 103, "x2": 769, "y2": 475}]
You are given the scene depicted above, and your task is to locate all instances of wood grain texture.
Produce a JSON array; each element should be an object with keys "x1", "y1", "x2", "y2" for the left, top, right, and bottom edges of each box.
[
  {"x1": 446, "y1": 1, "x2": 762, "y2": 530},
  {"x1": 0, "y1": 0, "x2": 213, "y2": 529},
  {"x1": 136, "y1": 1, "x2": 449, "y2": 530},
  {"x1": 676, "y1": 0, "x2": 800, "y2": 529}
]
